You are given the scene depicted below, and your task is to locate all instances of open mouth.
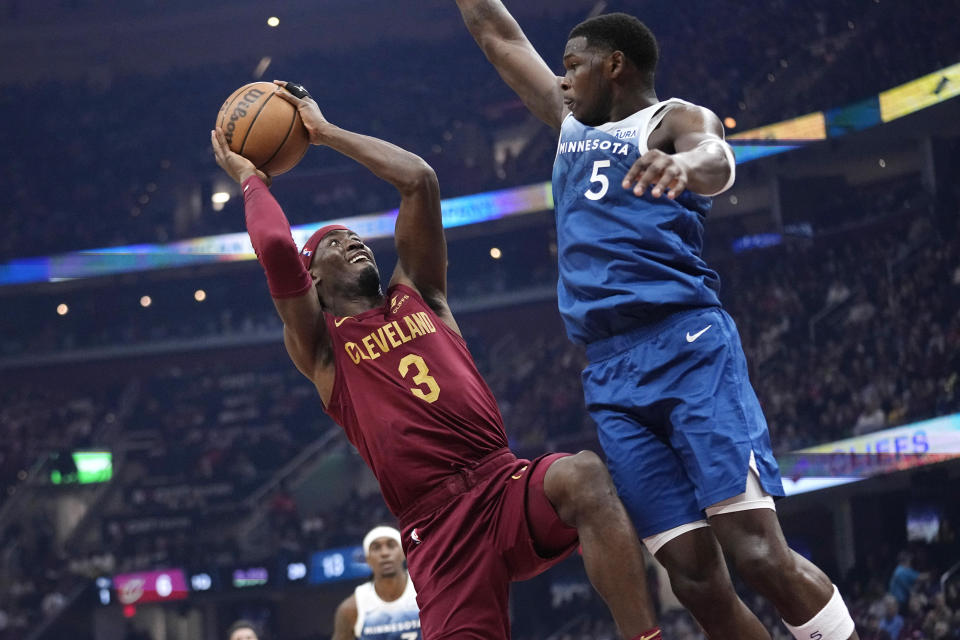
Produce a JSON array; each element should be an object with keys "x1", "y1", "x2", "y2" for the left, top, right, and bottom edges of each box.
[{"x1": 349, "y1": 253, "x2": 371, "y2": 265}]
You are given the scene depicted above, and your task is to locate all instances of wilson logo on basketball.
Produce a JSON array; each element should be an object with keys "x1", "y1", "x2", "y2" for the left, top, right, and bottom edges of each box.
[{"x1": 223, "y1": 88, "x2": 267, "y2": 145}]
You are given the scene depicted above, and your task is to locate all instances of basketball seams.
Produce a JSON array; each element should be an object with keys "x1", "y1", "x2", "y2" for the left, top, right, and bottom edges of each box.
[
  {"x1": 258, "y1": 108, "x2": 298, "y2": 171},
  {"x1": 238, "y1": 91, "x2": 277, "y2": 157}
]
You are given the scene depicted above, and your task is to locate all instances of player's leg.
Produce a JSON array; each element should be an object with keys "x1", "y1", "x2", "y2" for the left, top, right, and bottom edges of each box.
[
  {"x1": 649, "y1": 526, "x2": 771, "y2": 639},
  {"x1": 671, "y1": 308, "x2": 856, "y2": 640},
  {"x1": 540, "y1": 450, "x2": 660, "y2": 639},
  {"x1": 708, "y1": 500, "x2": 858, "y2": 640}
]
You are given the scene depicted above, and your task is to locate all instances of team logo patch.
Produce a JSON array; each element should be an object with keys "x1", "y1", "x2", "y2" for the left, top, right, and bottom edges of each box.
[
  {"x1": 391, "y1": 294, "x2": 409, "y2": 314},
  {"x1": 613, "y1": 127, "x2": 638, "y2": 140}
]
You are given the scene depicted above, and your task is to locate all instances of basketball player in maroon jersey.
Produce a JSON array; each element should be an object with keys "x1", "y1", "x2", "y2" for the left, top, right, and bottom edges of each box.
[{"x1": 211, "y1": 80, "x2": 663, "y2": 640}]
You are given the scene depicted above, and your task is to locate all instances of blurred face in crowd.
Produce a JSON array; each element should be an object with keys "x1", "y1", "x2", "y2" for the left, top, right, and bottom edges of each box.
[
  {"x1": 367, "y1": 536, "x2": 405, "y2": 580},
  {"x1": 229, "y1": 627, "x2": 258, "y2": 640}
]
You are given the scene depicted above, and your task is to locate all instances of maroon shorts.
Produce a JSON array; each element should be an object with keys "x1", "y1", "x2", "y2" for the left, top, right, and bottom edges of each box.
[{"x1": 397, "y1": 448, "x2": 579, "y2": 640}]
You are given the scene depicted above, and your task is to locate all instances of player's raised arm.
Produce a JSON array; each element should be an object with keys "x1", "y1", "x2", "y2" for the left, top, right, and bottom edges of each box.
[
  {"x1": 273, "y1": 82, "x2": 458, "y2": 335},
  {"x1": 210, "y1": 128, "x2": 333, "y2": 397},
  {"x1": 622, "y1": 104, "x2": 736, "y2": 200},
  {"x1": 455, "y1": 0, "x2": 566, "y2": 129}
]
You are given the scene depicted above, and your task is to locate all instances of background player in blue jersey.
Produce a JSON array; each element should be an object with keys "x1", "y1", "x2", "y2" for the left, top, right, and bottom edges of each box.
[
  {"x1": 331, "y1": 526, "x2": 421, "y2": 640},
  {"x1": 453, "y1": 2, "x2": 858, "y2": 639}
]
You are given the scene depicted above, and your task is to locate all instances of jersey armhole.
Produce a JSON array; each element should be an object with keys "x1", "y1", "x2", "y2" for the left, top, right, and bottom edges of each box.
[{"x1": 643, "y1": 98, "x2": 692, "y2": 153}]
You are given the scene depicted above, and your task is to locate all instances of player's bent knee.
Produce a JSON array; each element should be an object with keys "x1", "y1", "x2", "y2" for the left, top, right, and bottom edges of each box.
[{"x1": 544, "y1": 451, "x2": 616, "y2": 521}]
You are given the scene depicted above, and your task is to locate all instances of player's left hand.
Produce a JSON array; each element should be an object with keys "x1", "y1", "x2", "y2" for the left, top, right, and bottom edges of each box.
[
  {"x1": 621, "y1": 149, "x2": 689, "y2": 200},
  {"x1": 272, "y1": 79, "x2": 333, "y2": 146},
  {"x1": 210, "y1": 128, "x2": 272, "y2": 186}
]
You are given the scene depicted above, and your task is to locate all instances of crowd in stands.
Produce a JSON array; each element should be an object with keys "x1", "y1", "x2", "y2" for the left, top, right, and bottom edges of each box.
[{"x1": 0, "y1": 0, "x2": 956, "y2": 261}]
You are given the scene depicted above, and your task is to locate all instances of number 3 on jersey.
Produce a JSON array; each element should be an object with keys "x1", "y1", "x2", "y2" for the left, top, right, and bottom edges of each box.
[
  {"x1": 398, "y1": 354, "x2": 440, "y2": 403},
  {"x1": 585, "y1": 159, "x2": 611, "y2": 201}
]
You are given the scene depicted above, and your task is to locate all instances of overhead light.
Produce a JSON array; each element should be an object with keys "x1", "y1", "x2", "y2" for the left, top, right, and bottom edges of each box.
[
  {"x1": 489, "y1": 247, "x2": 502, "y2": 259},
  {"x1": 57, "y1": 303, "x2": 69, "y2": 316},
  {"x1": 194, "y1": 289, "x2": 207, "y2": 302},
  {"x1": 723, "y1": 116, "x2": 737, "y2": 129},
  {"x1": 211, "y1": 192, "x2": 230, "y2": 204},
  {"x1": 140, "y1": 296, "x2": 152, "y2": 308},
  {"x1": 267, "y1": 16, "x2": 280, "y2": 27}
]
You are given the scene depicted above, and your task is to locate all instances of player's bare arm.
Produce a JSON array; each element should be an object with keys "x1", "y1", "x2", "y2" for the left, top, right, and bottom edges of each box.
[
  {"x1": 331, "y1": 594, "x2": 358, "y2": 640},
  {"x1": 274, "y1": 80, "x2": 460, "y2": 336},
  {"x1": 622, "y1": 104, "x2": 735, "y2": 200},
  {"x1": 454, "y1": 0, "x2": 567, "y2": 129},
  {"x1": 210, "y1": 128, "x2": 335, "y2": 397}
]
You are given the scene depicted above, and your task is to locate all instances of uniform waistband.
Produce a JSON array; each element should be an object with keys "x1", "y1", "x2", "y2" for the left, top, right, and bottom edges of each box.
[
  {"x1": 584, "y1": 306, "x2": 721, "y2": 363},
  {"x1": 397, "y1": 448, "x2": 515, "y2": 526}
]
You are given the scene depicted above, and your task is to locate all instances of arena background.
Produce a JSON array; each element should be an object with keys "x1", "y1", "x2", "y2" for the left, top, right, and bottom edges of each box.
[{"x1": 0, "y1": 0, "x2": 958, "y2": 638}]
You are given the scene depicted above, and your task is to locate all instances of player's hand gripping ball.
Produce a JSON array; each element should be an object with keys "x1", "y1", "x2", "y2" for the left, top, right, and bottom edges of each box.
[{"x1": 214, "y1": 81, "x2": 311, "y2": 176}]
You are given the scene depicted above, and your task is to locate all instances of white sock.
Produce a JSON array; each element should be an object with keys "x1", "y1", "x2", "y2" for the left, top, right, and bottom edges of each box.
[{"x1": 783, "y1": 585, "x2": 854, "y2": 640}]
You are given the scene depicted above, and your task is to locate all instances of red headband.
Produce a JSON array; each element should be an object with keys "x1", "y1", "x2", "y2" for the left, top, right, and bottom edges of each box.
[{"x1": 299, "y1": 224, "x2": 350, "y2": 269}]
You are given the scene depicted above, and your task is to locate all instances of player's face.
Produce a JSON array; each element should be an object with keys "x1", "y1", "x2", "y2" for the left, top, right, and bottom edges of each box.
[
  {"x1": 561, "y1": 36, "x2": 614, "y2": 126},
  {"x1": 310, "y1": 229, "x2": 380, "y2": 292},
  {"x1": 367, "y1": 537, "x2": 405, "y2": 579}
]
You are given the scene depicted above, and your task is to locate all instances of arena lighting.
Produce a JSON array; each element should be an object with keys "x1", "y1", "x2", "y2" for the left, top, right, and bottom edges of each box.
[
  {"x1": 139, "y1": 295, "x2": 152, "y2": 308},
  {"x1": 267, "y1": 16, "x2": 280, "y2": 27},
  {"x1": 723, "y1": 116, "x2": 737, "y2": 129},
  {"x1": 489, "y1": 247, "x2": 502, "y2": 259},
  {"x1": 194, "y1": 289, "x2": 207, "y2": 302},
  {"x1": 210, "y1": 192, "x2": 231, "y2": 204},
  {"x1": 56, "y1": 303, "x2": 68, "y2": 316}
]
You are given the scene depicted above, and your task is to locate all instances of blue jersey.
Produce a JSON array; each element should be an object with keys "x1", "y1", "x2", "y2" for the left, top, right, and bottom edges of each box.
[{"x1": 551, "y1": 99, "x2": 722, "y2": 345}]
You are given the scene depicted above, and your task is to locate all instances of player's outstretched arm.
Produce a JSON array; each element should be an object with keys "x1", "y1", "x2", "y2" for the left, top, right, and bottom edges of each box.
[
  {"x1": 331, "y1": 594, "x2": 357, "y2": 640},
  {"x1": 210, "y1": 129, "x2": 334, "y2": 402},
  {"x1": 621, "y1": 104, "x2": 736, "y2": 200},
  {"x1": 455, "y1": 0, "x2": 566, "y2": 129},
  {"x1": 273, "y1": 82, "x2": 460, "y2": 336}
]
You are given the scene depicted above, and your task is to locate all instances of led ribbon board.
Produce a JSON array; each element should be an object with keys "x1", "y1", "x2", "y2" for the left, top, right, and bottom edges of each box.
[
  {"x1": 0, "y1": 182, "x2": 553, "y2": 286},
  {"x1": 2, "y1": 63, "x2": 957, "y2": 287},
  {"x1": 779, "y1": 412, "x2": 960, "y2": 495}
]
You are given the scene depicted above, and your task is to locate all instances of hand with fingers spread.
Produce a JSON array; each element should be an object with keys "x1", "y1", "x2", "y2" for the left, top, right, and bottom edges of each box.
[
  {"x1": 210, "y1": 128, "x2": 272, "y2": 186},
  {"x1": 621, "y1": 149, "x2": 690, "y2": 200},
  {"x1": 272, "y1": 79, "x2": 334, "y2": 145}
]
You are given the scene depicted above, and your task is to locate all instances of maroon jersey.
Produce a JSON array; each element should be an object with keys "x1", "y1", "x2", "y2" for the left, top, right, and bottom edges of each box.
[{"x1": 323, "y1": 284, "x2": 508, "y2": 515}]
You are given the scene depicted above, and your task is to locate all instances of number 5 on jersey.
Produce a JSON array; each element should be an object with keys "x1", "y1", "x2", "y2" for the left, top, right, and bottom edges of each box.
[
  {"x1": 398, "y1": 354, "x2": 440, "y2": 403},
  {"x1": 585, "y1": 159, "x2": 611, "y2": 201}
]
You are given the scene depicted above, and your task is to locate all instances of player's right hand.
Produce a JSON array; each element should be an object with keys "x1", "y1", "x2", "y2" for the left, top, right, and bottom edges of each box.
[
  {"x1": 210, "y1": 128, "x2": 272, "y2": 186},
  {"x1": 272, "y1": 79, "x2": 333, "y2": 146}
]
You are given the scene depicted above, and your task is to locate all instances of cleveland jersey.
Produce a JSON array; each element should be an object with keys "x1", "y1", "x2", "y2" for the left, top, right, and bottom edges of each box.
[
  {"x1": 354, "y1": 577, "x2": 421, "y2": 640},
  {"x1": 323, "y1": 284, "x2": 508, "y2": 516},
  {"x1": 551, "y1": 98, "x2": 722, "y2": 345}
]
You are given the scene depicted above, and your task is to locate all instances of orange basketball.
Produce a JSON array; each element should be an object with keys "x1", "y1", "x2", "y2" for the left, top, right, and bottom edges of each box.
[{"x1": 215, "y1": 82, "x2": 310, "y2": 176}]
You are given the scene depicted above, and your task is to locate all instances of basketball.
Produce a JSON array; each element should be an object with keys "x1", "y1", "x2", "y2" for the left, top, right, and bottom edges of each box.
[{"x1": 215, "y1": 81, "x2": 310, "y2": 176}]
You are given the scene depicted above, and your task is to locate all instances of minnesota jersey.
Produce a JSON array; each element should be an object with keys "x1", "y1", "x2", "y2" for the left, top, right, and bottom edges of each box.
[
  {"x1": 354, "y1": 577, "x2": 421, "y2": 640},
  {"x1": 551, "y1": 98, "x2": 722, "y2": 345},
  {"x1": 323, "y1": 284, "x2": 508, "y2": 516}
]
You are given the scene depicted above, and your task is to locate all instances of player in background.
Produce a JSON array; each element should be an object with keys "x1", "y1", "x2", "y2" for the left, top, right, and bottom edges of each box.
[
  {"x1": 452, "y1": 3, "x2": 858, "y2": 640},
  {"x1": 331, "y1": 526, "x2": 421, "y2": 640},
  {"x1": 227, "y1": 620, "x2": 260, "y2": 640},
  {"x1": 211, "y1": 80, "x2": 663, "y2": 640}
]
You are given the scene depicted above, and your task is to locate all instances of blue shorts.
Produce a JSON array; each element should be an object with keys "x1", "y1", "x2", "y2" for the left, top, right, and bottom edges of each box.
[{"x1": 583, "y1": 307, "x2": 785, "y2": 539}]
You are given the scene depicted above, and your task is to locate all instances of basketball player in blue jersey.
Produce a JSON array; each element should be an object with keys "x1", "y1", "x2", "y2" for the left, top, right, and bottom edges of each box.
[
  {"x1": 453, "y1": 3, "x2": 858, "y2": 639},
  {"x1": 332, "y1": 526, "x2": 422, "y2": 640}
]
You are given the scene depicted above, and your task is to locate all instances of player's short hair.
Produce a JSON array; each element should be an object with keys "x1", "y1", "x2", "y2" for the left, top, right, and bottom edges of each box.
[
  {"x1": 227, "y1": 619, "x2": 259, "y2": 640},
  {"x1": 568, "y1": 13, "x2": 659, "y2": 78}
]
